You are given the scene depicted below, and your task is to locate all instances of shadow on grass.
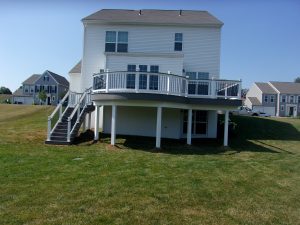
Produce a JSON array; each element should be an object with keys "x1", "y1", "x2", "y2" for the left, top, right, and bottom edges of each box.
[{"x1": 73, "y1": 116, "x2": 299, "y2": 155}]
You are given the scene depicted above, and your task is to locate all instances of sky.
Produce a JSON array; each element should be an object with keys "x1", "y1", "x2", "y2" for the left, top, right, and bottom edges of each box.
[{"x1": 0, "y1": 0, "x2": 299, "y2": 92}]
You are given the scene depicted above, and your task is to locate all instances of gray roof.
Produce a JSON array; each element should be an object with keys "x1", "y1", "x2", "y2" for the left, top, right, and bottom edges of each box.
[
  {"x1": 12, "y1": 87, "x2": 30, "y2": 97},
  {"x1": 22, "y1": 74, "x2": 41, "y2": 85},
  {"x1": 248, "y1": 97, "x2": 261, "y2": 106},
  {"x1": 69, "y1": 60, "x2": 81, "y2": 74},
  {"x1": 46, "y1": 70, "x2": 69, "y2": 87},
  {"x1": 269, "y1": 81, "x2": 300, "y2": 95},
  {"x1": 82, "y1": 9, "x2": 223, "y2": 27},
  {"x1": 255, "y1": 82, "x2": 277, "y2": 94}
]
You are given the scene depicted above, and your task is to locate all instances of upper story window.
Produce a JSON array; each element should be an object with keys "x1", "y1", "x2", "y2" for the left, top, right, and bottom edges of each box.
[
  {"x1": 105, "y1": 31, "x2": 128, "y2": 52},
  {"x1": 127, "y1": 64, "x2": 136, "y2": 72},
  {"x1": 290, "y1": 95, "x2": 294, "y2": 103},
  {"x1": 270, "y1": 95, "x2": 275, "y2": 103},
  {"x1": 264, "y1": 95, "x2": 268, "y2": 103},
  {"x1": 150, "y1": 65, "x2": 159, "y2": 73},
  {"x1": 174, "y1": 33, "x2": 183, "y2": 51},
  {"x1": 43, "y1": 76, "x2": 49, "y2": 82},
  {"x1": 281, "y1": 95, "x2": 286, "y2": 103},
  {"x1": 186, "y1": 72, "x2": 209, "y2": 80},
  {"x1": 298, "y1": 96, "x2": 300, "y2": 104},
  {"x1": 139, "y1": 65, "x2": 148, "y2": 72}
]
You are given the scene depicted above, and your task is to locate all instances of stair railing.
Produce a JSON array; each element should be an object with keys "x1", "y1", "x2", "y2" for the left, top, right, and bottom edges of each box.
[
  {"x1": 47, "y1": 91, "x2": 70, "y2": 141},
  {"x1": 67, "y1": 89, "x2": 92, "y2": 142}
]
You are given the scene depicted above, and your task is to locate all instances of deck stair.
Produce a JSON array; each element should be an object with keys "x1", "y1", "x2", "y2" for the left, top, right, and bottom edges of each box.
[{"x1": 45, "y1": 89, "x2": 94, "y2": 145}]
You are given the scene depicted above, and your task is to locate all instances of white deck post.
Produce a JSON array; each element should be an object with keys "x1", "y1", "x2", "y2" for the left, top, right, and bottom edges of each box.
[
  {"x1": 135, "y1": 69, "x2": 140, "y2": 93},
  {"x1": 156, "y1": 107, "x2": 162, "y2": 148},
  {"x1": 105, "y1": 69, "x2": 109, "y2": 93},
  {"x1": 187, "y1": 109, "x2": 192, "y2": 145},
  {"x1": 111, "y1": 105, "x2": 117, "y2": 145},
  {"x1": 87, "y1": 112, "x2": 91, "y2": 130},
  {"x1": 224, "y1": 110, "x2": 229, "y2": 146},
  {"x1": 94, "y1": 105, "x2": 99, "y2": 141}
]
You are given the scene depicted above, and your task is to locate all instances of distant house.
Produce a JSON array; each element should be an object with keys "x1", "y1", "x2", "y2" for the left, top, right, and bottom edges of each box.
[
  {"x1": 12, "y1": 70, "x2": 69, "y2": 105},
  {"x1": 245, "y1": 81, "x2": 300, "y2": 117}
]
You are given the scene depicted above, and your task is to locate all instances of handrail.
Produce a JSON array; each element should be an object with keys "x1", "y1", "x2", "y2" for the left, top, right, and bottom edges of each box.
[
  {"x1": 47, "y1": 91, "x2": 70, "y2": 141},
  {"x1": 66, "y1": 89, "x2": 92, "y2": 142},
  {"x1": 93, "y1": 71, "x2": 242, "y2": 100},
  {"x1": 48, "y1": 91, "x2": 69, "y2": 119}
]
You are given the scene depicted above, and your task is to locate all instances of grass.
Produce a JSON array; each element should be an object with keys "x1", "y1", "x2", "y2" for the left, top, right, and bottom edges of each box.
[{"x1": 0, "y1": 104, "x2": 300, "y2": 225}]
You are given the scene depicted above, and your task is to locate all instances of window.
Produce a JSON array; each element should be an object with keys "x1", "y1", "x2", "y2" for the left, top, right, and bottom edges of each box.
[
  {"x1": 149, "y1": 75, "x2": 158, "y2": 90},
  {"x1": 298, "y1": 96, "x2": 300, "y2": 104},
  {"x1": 188, "y1": 82, "x2": 196, "y2": 94},
  {"x1": 105, "y1": 31, "x2": 116, "y2": 52},
  {"x1": 139, "y1": 74, "x2": 147, "y2": 89},
  {"x1": 186, "y1": 72, "x2": 209, "y2": 80},
  {"x1": 270, "y1": 95, "x2": 275, "y2": 103},
  {"x1": 150, "y1": 65, "x2": 159, "y2": 73},
  {"x1": 197, "y1": 82, "x2": 209, "y2": 95},
  {"x1": 105, "y1": 31, "x2": 128, "y2": 52},
  {"x1": 126, "y1": 74, "x2": 135, "y2": 89},
  {"x1": 139, "y1": 65, "x2": 148, "y2": 90},
  {"x1": 52, "y1": 96, "x2": 55, "y2": 101},
  {"x1": 198, "y1": 72, "x2": 209, "y2": 80},
  {"x1": 264, "y1": 95, "x2": 268, "y2": 103},
  {"x1": 174, "y1": 33, "x2": 183, "y2": 51},
  {"x1": 127, "y1": 64, "x2": 136, "y2": 72},
  {"x1": 290, "y1": 96, "x2": 294, "y2": 103},
  {"x1": 51, "y1": 85, "x2": 57, "y2": 93},
  {"x1": 43, "y1": 76, "x2": 49, "y2": 82},
  {"x1": 281, "y1": 105, "x2": 284, "y2": 111},
  {"x1": 139, "y1": 65, "x2": 147, "y2": 72},
  {"x1": 281, "y1": 95, "x2": 286, "y2": 103},
  {"x1": 182, "y1": 110, "x2": 207, "y2": 135},
  {"x1": 117, "y1": 32, "x2": 128, "y2": 52}
]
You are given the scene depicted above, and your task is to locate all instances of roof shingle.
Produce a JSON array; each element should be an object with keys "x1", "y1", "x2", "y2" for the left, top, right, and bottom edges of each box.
[
  {"x1": 82, "y1": 9, "x2": 223, "y2": 27},
  {"x1": 255, "y1": 82, "x2": 277, "y2": 94},
  {"x1": 22, "y1": 74, "x2": 41, "y2": 85},
  {"x1": 269, "y1": 81, "x2": 300, "y2": 95}
]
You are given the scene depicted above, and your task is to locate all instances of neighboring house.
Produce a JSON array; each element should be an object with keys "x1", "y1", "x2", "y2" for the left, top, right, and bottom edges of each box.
[
  {"x1": 12, "y1": 74, "x2": 41, "y2": 105},
  {"x1": 245, "y1": 81, "x2": 300, "y2": 117},
  {"x1": 47, "y1": 9, "x2": 242, "y2": 147},
  {"x1": 12, "y1": 70, "x2": 69, "y2": 105}
]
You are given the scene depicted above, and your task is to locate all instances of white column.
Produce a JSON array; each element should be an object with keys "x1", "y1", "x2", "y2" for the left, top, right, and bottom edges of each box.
[
  {"x1": 87, "y1": 112, "x2": 91, "y2": 130},
  {"x1": 224, "y1": 110, "x2": 229, "y2": 146},
  {"x1": 111, "y1": 105, "x2": 117, "y2": 145},
  {"x1": 156, "y1": 107, "x2": 162, "y2": 148},
  {"x1": 94, "y1": 106, "x2": 99, "y2": 141},
  {"x1": 187, "y1": 109, "x2": 192, "y2": 145}
]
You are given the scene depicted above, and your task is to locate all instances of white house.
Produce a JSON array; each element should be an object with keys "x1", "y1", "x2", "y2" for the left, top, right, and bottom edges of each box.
[{"x1": 46, "y1": 9, "x2": 242, "y2": 147}]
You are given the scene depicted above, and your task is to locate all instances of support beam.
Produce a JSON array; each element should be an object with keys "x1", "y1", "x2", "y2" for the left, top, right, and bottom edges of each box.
[
  {"x1": 156, "y1": 107, "x2": 162, "y2": 148},
  {"x1": 187, "y1": 109, "x2": 192, "y2": 145},
  {"x1": 94, "y1": 106, "x2": 99, "y2": 141},
  {"x1": 111, "y1": 105, "x2": 117, "y2": 145},
  {"x1": 87, "y1": 112, "x2": 91, "y2": 130},
  {"x1": 224, "y1": 110, "x2": 229, "y2": 146}
]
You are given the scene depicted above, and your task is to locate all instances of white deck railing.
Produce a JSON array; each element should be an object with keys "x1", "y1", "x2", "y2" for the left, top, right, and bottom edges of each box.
[{"x1": 93, "y1": 71, "x2": 242, "y2": 99}]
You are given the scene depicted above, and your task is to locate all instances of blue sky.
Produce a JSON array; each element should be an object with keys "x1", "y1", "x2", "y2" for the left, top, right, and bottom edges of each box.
[{"x1": 0, "y1": 0, "x2": 299, "y2": 92}]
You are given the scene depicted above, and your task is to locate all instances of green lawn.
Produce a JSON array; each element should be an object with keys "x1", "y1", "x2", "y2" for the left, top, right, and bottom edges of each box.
[{"x1": 0, "y1": 104, "x2": 300, "y2": 225}]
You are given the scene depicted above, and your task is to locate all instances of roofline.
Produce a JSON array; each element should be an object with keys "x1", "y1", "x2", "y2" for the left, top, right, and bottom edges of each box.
[
  {"x1": 82, "y1": 20, "x2": 223, "y2": 28},
  {"x1": 268, "y1": 82, "x2": 280, "y2": 94},
  {"x1": 253, "y1": 83, "x2": 263, "y2": 94}
]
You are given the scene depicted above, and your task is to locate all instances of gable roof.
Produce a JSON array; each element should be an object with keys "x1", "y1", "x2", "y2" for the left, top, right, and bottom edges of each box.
[
  {"x1": 69, "y1": 60, "x2": 81, "y2": 74},
  {"x1": 22, "y1": 74, "x2": 41, "y2": 85},
  {"x1": 12, "y1": 87, "x2": 31, "y2": 97},
  {"x1": 248, "y1": 97, "x2": 261, "y2": 106},
  {"x1": 269, "y1": 81, "x2": 300, "y2": 95},
  {"x1": 255, "y1": 82, "x2": 277, "y2": 94},
  {"x1": 82, "y1": 9, "x2": 223, "y2": 27},
  {"x1": 45, "y1": 70, "x2": 69, "y2": 87}
]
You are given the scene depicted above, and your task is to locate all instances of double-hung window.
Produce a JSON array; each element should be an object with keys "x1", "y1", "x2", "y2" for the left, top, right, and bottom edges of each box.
[
  {"x1": 281, "y1": 95, "x2": 286, "y2": 103},
  {"x1": 270, "y1": 95, "x2": 274, "y2": 103},
  {"x1": 298, "y1": 96, "x2": 300, "y2": 104},
  {"x1": 149, "y1": 65, "x2": 159, "y2": 90},
  {"x1": 126, "y1": 64, "x2": 136, "y2": 89},
  {"x1": 174, "y1": 33, "x2": 183, "y2": 51},
  {"x1": 264, "y1": 95, "x2": 268, "y2": 103},
  {"x1": 105, "y1": 31, "x2": 128, "y2": 52},
  {"x1": 139, "y1": 65, "x2": 148, "y2": 90},
  {"x1": 290, "y1": 96, "x2": 294, "y2": 103}
]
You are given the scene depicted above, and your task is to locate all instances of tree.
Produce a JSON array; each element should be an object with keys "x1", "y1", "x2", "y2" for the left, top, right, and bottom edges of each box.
[
  {"x1": 294, "y1": 77, "x2": 300, "y2": 83},
  {"x1": 38, "y1": 90, "x2": 47, "y2": 104},
  {"x1": 0, "y1": 86, "x2": 12, "y2": 94}
]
